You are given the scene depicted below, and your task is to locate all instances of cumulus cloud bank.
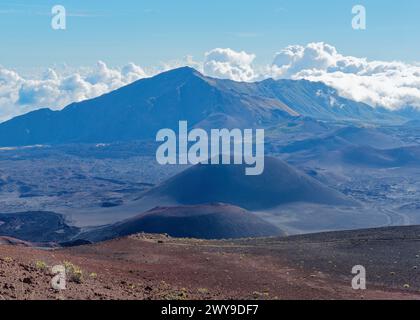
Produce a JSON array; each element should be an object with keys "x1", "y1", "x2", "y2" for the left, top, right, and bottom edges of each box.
[
  {"x1": 270, "y1": 42, "x2": 420, "y2": 110},
  {"x1": 203, "y1": 48, "x2": 256, "y2": 82},
  {"x1": 199, "y1": 43, "x2": 420, "y2": 111},
  {"x1": 0, "y1": 61, "x2": 147, "y2": 122}
]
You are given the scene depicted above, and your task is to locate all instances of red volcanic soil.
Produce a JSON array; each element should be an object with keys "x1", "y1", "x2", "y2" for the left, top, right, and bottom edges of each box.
[{"x1": 1, "y1": 229, "x2": 420, "y2": 300}]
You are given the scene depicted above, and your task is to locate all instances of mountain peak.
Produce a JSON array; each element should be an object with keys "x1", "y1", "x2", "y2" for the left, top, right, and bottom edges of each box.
[
  {"x1": 156, "y1": 66, "x2": 204, "y2": 80},
  {"x1": 0, "y1": 67, "x2": 406, "y2": 147}
]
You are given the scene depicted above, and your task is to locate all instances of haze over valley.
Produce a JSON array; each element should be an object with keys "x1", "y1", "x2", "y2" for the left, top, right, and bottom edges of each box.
[{"x1": 0, "y1": 67, "x2": 419, "y2": 244}]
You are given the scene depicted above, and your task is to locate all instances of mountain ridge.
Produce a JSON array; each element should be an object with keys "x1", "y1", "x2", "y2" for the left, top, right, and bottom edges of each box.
[{"x1": 0, "y1": 67, "x2": 410, "y2": 147}]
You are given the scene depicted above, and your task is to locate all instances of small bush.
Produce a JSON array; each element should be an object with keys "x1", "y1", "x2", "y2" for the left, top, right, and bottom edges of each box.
[
  {"x1": 63, "y1": 261, "x2": 83, "y2": 284},
  {"x1": 198, "y1": 288, "x2": 209, "y2": 294},
  {"x1": 2, "y1": 257, "x2": 13, "y2": 263},
  {"x1": 35, "y1": 260, "x2": 47, "y2": 270}
]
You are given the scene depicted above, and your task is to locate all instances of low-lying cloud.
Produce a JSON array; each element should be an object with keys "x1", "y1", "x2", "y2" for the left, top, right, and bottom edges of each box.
[
  {"x1": 270, "y1": 42, "x2": 420, "y2": 110},
  {"x1": 203, "y1": 48, "x2": 256, "y2": 82},
  {"x1": 203, "y1": 43, "x2": 420, "y2": 111},
  {"x1": 0, "y1": 61, "x2": 147, "y2": 122}
]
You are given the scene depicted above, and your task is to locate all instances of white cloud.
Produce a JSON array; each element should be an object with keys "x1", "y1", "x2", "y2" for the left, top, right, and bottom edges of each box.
[
  {"x1": 0, "y1": 61, "x2": 148, "y2": 122},
  {"x1": 121, "y1": 62, "x2": 148, "y2": 83},
  {"x1": 270, "y1": 42, "x2": 420, "y2": 110},
  {"x1": 203, "y1": 48, "x2": 256, "y2": 82},
  {"x1": 201, "y1": 44, "x2": 420, "y2": 110}
]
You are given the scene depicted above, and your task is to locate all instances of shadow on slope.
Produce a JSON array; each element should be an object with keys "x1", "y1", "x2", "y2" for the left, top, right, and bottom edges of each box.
[{"x1": 81, "y1": 203, "x2": 284, "y2": 242}]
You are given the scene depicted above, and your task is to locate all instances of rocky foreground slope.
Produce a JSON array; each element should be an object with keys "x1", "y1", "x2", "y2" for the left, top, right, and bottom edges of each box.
[{"x1": 1, "y1": 226, "x2": 420, "y2": 300}]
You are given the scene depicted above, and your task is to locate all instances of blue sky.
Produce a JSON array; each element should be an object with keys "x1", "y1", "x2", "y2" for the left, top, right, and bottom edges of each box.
[
  {"x1": 1, "y1": 0, "x2": 420, "y2": 122},
  {"x1": 0, "y1": 0, "x2": 419, "y2": 69}
]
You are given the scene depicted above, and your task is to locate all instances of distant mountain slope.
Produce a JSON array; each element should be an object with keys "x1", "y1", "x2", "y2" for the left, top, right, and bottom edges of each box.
[
  {"x1": 0, "y1": 236, "x2": 33, "y2": 247},
  {"x1": 279, "y1": 125, "x2": 405, "y2": 154},
  {"x1": 405, "y1": 119, "x2": 420, "y2": 127},
  {"x1": 143, "y1": 156, "x2": 357, "y2": 210},
  {"x1": 332, "y1": 126, "x2": 404, "y2": 149},
  {"x1": 81, "y1": 203, "x2": 284, "y2": 242},
  {"x1": 341, "y1": 145, "x2": 420, "y2": 168},
  {"x1": 256, "y1": 79, "x2": 401, "y2": 122},
  {"x1": 279, "y1": 135, "x2": 351, "y2": 154},
  {"x1": 0, "y1": 211, "x2": 79, "y2": 243},
  {"x1": 0, "y1": 67, "x2": 406, "y2": 147},
  {"x1": 0, "y1": 67, "x2": 295, "y2": 147}
]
